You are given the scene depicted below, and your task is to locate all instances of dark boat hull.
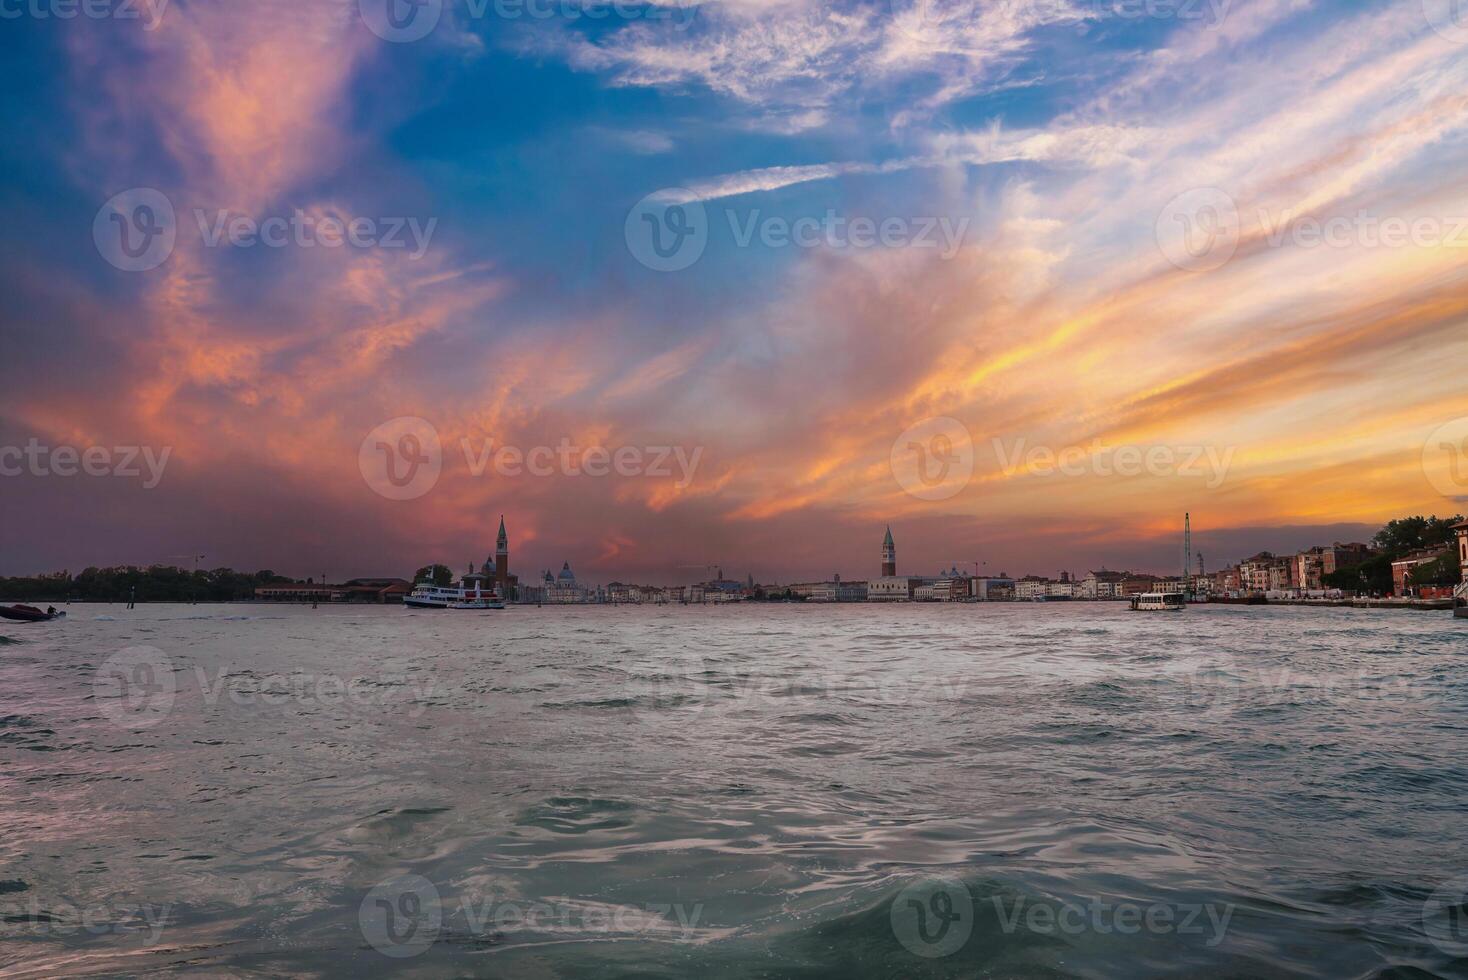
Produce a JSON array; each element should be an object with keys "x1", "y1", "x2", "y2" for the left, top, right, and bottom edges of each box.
[{"x1": 0, "y1": 605, "x2": 65, "y2": 622}]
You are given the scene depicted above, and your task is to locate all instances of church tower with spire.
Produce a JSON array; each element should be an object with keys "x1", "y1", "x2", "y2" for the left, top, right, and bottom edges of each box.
[
  {"x1": 881, "y1": 525, "x2": 896, "y2": 577},
  {"x1": 495, "y1": 516, "x2": 510, "y2": 594}
]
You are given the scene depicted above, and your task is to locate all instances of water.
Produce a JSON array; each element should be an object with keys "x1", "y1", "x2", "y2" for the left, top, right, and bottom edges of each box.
[{"x1": 1, "y1": 602, "x2": 1466, "y2": 977}]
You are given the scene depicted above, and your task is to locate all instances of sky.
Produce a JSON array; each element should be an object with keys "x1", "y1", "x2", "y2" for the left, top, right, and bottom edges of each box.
[{"x1": 1, "y1": 0, "x2": 1467, "y2": 585}]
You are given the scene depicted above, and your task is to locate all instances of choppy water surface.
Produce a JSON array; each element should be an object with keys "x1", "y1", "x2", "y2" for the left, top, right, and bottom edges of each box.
[{"x1": 1, "y1": 602, "x2": 1466, "y2": 977}]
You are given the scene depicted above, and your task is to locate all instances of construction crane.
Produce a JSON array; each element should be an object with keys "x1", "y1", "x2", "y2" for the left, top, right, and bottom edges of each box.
[
  {"x1": 158, "y1": 553, "x2": 206, "y2": 573},
  {"x1": 1183, "y1": 513, "x2": 1193, "y2": 599}
]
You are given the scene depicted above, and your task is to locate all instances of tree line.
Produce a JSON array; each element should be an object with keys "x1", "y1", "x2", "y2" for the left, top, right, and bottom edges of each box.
[{"x1": 0, "y1": 566, "x2": 293, "y2": 602}]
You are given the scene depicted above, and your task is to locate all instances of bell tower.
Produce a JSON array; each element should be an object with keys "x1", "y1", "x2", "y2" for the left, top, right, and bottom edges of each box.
[
  {"x1": 495, "y1": 515, "x2": 509, "y2": 592},
  {"x1": 881, "y1": 525, "x2": 896, "y2": 578}
]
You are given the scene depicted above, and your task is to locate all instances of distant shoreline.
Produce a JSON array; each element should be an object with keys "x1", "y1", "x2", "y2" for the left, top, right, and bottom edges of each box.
[{"x1": 4, "y1": 597, "x2": 1459, "y2": 613}]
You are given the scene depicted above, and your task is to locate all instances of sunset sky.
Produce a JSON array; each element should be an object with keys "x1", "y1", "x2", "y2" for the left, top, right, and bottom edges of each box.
[{"x1": 2, "y1": 0, "x2": 1467, "y2": 584}]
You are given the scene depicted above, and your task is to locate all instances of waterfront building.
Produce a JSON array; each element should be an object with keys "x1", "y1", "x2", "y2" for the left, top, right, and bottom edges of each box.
[
  {"x1": 1294, "y1": 547, "x2": 1328, "y2": 592},
  {"x1": 911, "y1": 579, "x2": 949, "y2": 602},
  {"x1": 702, "y1": 570, "x2": 745, "y2": 597},
  {"x1": 1082, "y1": 570, "x2": 1128, "y2": 600},
  {"x1": 1290, "y1": 544, "x2": 1369, "y2": 595},
  {"x1": 343, "y1": 577, "x2": 413, "y2": 602},
  {"x1": 1046, "y1": 577, "x2": 1080, "y2": 599},
  {"x1": 1239, "y1": 552, "x2": 1289, "y2": 593},
  {"x1": 254, "y1": 578, "x2": 411, "y2": 603},
  {"x1": 1391, "y1": 548, "x2": 1446, "y2": 597},
  {"x1": 542, "y1": 562, "x2": 592, "y2": 603},
  {"x1": 1212, "y1": 566, "x2": 1242, "y2": 593},
  {"x1": 786, "y1": 582, "x2": 824, "y2": 598},
  {"x1": 932, "y1": 575, "x2": 969, "y2": 601},
  {"x1": 255, "y1": 582, "x2": 342, "y2": 602},
  {"x1": 805, "y1": 582, "x2": 836, "y2": 601},
  {"x1": 908, "y1": 567, "x2": 970, "y2": 602},
  {"x1": 607, "y1": 582, "x2": 644, "y2": 603},
  {"x1": 1456, "y1": 521, "x2": 1468, "y2": 581},
  {"x1": 1121, "y1": 575, "x2": 1161, "y2": 597},
  {"x1": 869, "y1": 577, "x2": 920, "y2": 601},
  {"x1": 1014, "y1": 576, "x2": 1051, "y2": 600},
  {"x1": 808, "y1": 575, "x2": 868, "y2": 602},
  {"x1": 1322, "y1": 542, "x2": 1373, "y2": 578},
  {"x1": 1271, "y1": 561, "x2": 1296, "y2": 592},
  {"x1": 970, "y1": 576, "x2": 1015, "y2": 601}
]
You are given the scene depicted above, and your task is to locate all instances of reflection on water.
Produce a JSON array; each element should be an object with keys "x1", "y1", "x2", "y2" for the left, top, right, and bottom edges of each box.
[{"x1": 1, "y1": 602, "x2": 1466, "y2": 977}]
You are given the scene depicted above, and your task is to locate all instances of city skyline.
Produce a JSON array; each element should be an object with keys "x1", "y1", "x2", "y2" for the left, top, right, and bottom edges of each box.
[{"x1": 1, "y1": 513, "x2": 1436, "y2": 593}]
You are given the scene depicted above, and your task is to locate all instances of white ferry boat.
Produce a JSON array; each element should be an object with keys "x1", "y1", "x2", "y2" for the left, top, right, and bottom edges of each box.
[
  {"x1": 1130, "y1": 592, "x2": 1185, "y2": 612},
  {"x1": 404, "y1": 584, "x2": 459, "y2": 608},
  {"x1": 448, "y1": 588, "x2": 505, "y2": 610},
  {"x1": 404, "y1": 583, "x2": 504, "y2": 609}
]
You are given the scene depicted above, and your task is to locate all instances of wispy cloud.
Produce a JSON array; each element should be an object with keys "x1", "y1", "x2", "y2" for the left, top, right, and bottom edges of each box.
[
  {"x1": 652, "y1": 124, "x2": 1153, "y2": 202},
  {"x1": 534, "y1": 0, "x2": 1090, "y2": 132}
]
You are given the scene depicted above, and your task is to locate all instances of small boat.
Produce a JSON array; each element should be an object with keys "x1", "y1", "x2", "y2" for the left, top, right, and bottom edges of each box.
[
  {"x1": 1130, "y1": 592, "x2": 1185, "y2": 612},
  {"x1": 0, "y1": 604, "x2": 66, "y2": 622}
]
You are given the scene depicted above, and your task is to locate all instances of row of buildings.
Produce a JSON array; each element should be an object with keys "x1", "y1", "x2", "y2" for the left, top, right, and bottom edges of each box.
[
  {"x1": 1228, "y1": 543, "x2": 1374, "y2": 596},
  {"x1": 525, "y1": 564, "x2": 747, "y2": 604},
  {"x1": 252, "y1": 577, "x2": 414, "y2": 603},
  {"x1": 254, "y1": 520, "x2": 1468, "y2": 606},
  {"x1": 778, "y1": 529, "x2": 1211, "y2": 603},
  {"x1": 1226, "y1": 533, "x2": 1463, "y2": 599},
  {"x1": 766, "y1": 523, "x2": 1468, "y2": 603}
]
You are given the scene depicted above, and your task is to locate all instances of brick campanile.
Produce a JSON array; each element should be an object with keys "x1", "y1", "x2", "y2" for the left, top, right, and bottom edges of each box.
[
  {"x1": 495, "y1": 515, "x2": 509, "y2": 591},
  {"x1": 881, "y1": 525, "x2": 896, "y2": 578}
]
